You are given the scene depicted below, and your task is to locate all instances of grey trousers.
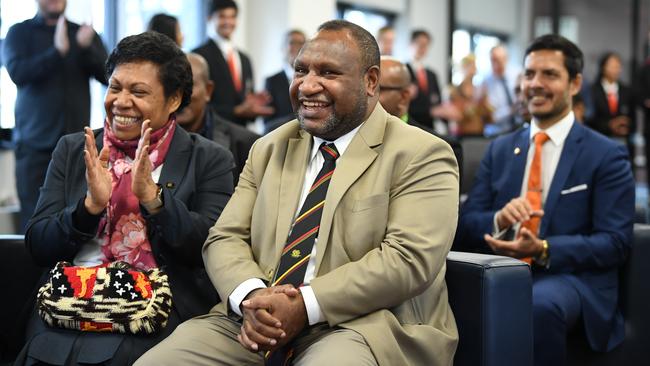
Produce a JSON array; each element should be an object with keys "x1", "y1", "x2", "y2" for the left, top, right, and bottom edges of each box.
[{"x1": 134, "y1": 313, "x2": 378, "y2": 366}]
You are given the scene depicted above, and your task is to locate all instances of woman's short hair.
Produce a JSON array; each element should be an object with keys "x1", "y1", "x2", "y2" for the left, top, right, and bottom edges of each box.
[{"x1": 105, "y1": 31, "x2": 192, "y2": 111}]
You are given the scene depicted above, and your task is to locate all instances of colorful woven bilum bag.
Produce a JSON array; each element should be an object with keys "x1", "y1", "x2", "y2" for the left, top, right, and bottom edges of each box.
[{"x1": 37, "y1": 261, "x2": 172, "y2": 334}]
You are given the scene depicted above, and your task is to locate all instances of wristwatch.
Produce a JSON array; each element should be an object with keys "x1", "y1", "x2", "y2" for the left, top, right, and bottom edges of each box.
[
  {"x1": 141, "y1": 185, "x2": 163, "y2": 213},
  {"x1": 534, "y1": 239, "x2": 550, "y2": 267}
]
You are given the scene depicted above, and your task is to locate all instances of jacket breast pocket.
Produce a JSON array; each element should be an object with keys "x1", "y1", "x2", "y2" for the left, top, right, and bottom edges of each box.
[
  {"x1": 554, "y1": 186, "x2": 590, "y2": 221},
  {"x1": 351, "y1": 193, "x2": 389, "y2": 212},
  {"x1": 338, "y1": 193, "x2": 390, "y2": 260}
]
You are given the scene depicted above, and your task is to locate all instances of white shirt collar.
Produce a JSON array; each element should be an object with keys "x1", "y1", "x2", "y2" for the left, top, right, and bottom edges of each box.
[
  {"x1": 601, "y1": 79, "x2": 619, "y2": 94},
  {"x1": 530, "y1": 111, "x2": 574, "y2": 147},
  {"x1": 211, "y1": 32, "x2": 234, "y2": 52},
  {"x1": 310, "y1": 123, "x2": 363, "y2": 161},
  {"x1": 283, "y1": 63, "x2": 294, "y2": 81}
]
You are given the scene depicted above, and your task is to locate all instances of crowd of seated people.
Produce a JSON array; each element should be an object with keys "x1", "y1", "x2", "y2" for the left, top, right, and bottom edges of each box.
[{"x1": 1, "y1": 0, "x2": 643, "y2": 365}]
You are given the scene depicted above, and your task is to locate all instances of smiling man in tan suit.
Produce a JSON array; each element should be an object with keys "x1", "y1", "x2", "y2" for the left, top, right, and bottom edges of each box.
[{"x1": 136, "y1": 19, "x2": 459, "y2": 366}]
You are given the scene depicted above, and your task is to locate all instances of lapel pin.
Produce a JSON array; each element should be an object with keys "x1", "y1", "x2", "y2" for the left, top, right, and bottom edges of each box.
[
  {"x1": 165, "y1": 182, "x2": 175, "y2": 189},
  {"x1": 514, "y1": 147, "x2": 521, "y2": 155}
]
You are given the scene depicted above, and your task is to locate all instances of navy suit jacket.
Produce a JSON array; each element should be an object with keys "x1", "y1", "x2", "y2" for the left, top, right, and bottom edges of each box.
[
  {"x1": 456, "y1": 121, "x2": 634, "y2": 351},
  {"x1": 193, "y1": 40, "x2": 254, "y2": 126}
]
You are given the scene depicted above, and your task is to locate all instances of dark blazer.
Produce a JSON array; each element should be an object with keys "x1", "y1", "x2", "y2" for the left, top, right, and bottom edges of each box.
[
  {"x1": 193, "y1": 40, "x2": 254, "y2": 126},
  {"x1": 263, "y1": 70, "x2": 294, "y2": 130},
  {"x1": 204, "y1": 108, "x2": 260, "y2": 186},
  {"x1": 406, "y1": 63, "x2": 441, "y2": 130},
  {"x1": 456, "y1": 121, "x2": 635, "y2": 351},
  {"x1": 27, "y1": 126, "x2": 234, "y2": 318},
  {"x1": 588, "y1": 81, "x2": 635, "y2": 136}
]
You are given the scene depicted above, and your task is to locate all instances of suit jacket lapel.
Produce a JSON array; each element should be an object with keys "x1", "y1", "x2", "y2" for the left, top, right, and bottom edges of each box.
[
  {"x1": 274, "y1": 129, "x2": 311, "y2": 252},
  {"x1": 505, "y1": 128, "x2": 530, "y2": 200},
  {"x1": 540, "y1": 121, "x2": 583, "y2": 236},
  {"x1": 314, "y1": 105, "x2": 385, "y2": 274},
  {"x1": 158, "y1": 127, "x2": 192, "y2": 194}
]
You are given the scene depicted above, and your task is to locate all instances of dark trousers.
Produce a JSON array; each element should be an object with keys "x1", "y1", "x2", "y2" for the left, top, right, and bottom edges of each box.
[
  {"x1": 15, "y1": 145, "x2": 52, "y2": 233},
  {"x1": 532, "y1": 274, "x2": 582, "y2": 366}
]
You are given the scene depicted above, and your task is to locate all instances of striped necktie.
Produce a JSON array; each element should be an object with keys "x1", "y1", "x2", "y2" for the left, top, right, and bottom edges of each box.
[{"x1": 271, "y1": 142, "x2": 339, "y2": 287}]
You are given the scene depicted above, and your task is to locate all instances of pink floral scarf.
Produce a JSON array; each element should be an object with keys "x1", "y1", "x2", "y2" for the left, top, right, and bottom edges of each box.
[{"x1": 97, "y1": 118, "x2": 176, "y2": 270}]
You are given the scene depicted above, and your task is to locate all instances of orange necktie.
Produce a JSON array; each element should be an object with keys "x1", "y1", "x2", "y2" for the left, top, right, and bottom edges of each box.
[
  {"x1": 227, "y1": 49, "x2": 242, "y2": 93},
  {"x1": 520, "y1": 132, "x2": 550, "y2": 263},
  {"x1": 417, "y1": 67, "x2": 428, "y2": 92},
  {"x1": 607, "y1": 91, "x2": 618, "y2": 115}
]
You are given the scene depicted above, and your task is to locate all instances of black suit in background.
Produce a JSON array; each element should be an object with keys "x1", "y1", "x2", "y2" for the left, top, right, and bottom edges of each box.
[
  {"x1": 263, "y1": 70, "x2": 294, "y2": 132},
  {"x1": 406, "y1": 63, "x2": 441, "y2": 131},
  {"x1": 198, "y1": 107, "x2": 260, "y2": 186},
  {"x1": 2, "y1": 15, "x2": 108, "y2": 232},
  {"x1": 192, "y1": 40, "x2": 254, "y2": 126},
  {"x1": 588, "y1": 81, "x2": 635, "y2": 137}
]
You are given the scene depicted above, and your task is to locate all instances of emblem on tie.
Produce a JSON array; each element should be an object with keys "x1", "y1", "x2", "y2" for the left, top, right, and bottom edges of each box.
[{"x1": 272, "y1": 143, "x2": 339, "y2": 287}]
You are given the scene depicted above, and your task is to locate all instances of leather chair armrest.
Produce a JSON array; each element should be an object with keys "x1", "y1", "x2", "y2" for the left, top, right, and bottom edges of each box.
[{"x1": 446, "y1": 251, "x2": 533, "y2": 366}]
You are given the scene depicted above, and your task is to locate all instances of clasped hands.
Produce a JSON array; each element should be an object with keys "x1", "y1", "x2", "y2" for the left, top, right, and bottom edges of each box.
[
  {"x1": 237, "y1": 285, "x2": 308, "y2": 353},
  {"x1": 83, "y1": 120, "x2": 160, "y2": 215},
  {"x1": 484, "y1": 197, "x2": 545, "y2": 259}
]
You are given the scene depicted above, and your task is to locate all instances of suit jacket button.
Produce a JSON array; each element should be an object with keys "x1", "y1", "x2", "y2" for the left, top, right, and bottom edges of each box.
[{"x1": 267, "y1": 269, "x2": 274, "y2": 278}]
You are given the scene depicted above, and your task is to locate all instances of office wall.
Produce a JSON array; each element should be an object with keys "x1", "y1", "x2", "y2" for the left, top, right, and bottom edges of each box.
[{"x1": 556, "y1": 0, "x2": 634, "y2": 84}]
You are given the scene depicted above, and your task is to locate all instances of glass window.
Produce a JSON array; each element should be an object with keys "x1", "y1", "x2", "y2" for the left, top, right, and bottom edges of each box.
[
  {"x1": 337, "y1": 3, "x2": 394, "y2": 38},
  {"x1": 451, "y1": 27, "x2": 506, "y2": 85},
  {"x1": 116, "y1": 0, "x2": 204, "y2": 51}
]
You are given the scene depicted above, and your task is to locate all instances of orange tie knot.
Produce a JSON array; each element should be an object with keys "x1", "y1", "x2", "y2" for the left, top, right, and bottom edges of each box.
[{"x1": 534, "y1": 132, "x2": 550, "y2": 146}]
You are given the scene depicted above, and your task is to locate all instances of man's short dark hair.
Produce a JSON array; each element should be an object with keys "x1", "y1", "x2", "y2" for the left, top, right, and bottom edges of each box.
[
  {"x1": 147, "y1": 13, "x2": 179, "y2": 43},
  {"x1": 209, "y1": 0, "x2": 238, "y2": 16},
  {"x1": 411, "y1": 29, "x2": 431, "y2": 43},
  {"x1": 317, "y1": 20, "x2": 379, "y2": 73},
  {"x1": 525, "y1": 34, "x2": 583, "y2": 80},
  {"x1": 106, "y1": 32, "x2": 193, "y2": 111}
]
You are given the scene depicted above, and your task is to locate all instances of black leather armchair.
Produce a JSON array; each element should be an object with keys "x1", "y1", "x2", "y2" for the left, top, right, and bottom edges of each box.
[
  {"x1": 446, "y1": 251, "x2": 533, "y2": 366},
  {"x1": 1, "y1": 240, "x2": 536, "y2": 365},
  {"x1": 0, "y1": 235, "x2": 45, "y2": 363}
]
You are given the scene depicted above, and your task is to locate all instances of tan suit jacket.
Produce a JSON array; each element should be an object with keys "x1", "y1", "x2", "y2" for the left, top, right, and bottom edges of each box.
[{"x1": 203, "y1": 104, "x2": 459, "y2": 366}]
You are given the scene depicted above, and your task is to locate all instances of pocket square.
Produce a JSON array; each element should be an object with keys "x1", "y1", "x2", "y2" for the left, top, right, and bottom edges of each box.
[{"x1": 561, "y1": 184, "x2": 588, "y2": 195}]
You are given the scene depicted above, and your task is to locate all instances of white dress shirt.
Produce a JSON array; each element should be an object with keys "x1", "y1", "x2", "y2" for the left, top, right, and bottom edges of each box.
[
  {"x1": 211, "y1": 33, "x2": 242, "y2": 90},
  {"x1": 283, "y1": 63, "x2": 294, "y2": 83},
  {"x1": 601, "y1": 79, "x2": 619, "y2": 97},
  {"x1": 493, "y1": 111, "x2": 575, "y2": 236},
  {"x1": 229, "y1": 124, "x2": 363, "y2": 325}
]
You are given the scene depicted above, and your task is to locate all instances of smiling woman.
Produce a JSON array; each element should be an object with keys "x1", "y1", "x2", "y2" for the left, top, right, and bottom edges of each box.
[{"x1": 14, "y1": 31, "x2": 235, "y2": 365}]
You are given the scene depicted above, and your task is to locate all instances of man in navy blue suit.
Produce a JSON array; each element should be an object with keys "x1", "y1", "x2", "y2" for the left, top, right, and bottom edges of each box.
[{"x1": 456, "y1": 34, "x2": 634, "y2": 365}]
